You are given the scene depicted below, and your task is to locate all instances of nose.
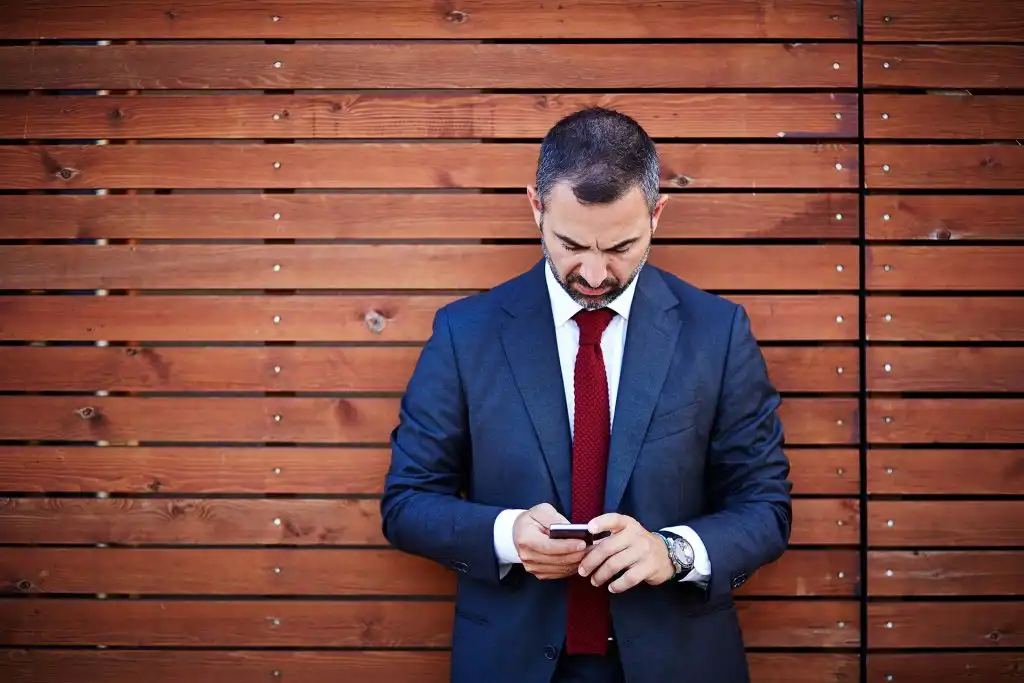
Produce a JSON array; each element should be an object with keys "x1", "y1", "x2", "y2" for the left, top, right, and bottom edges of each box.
[{"x1": 578, "y1": 255, "x2": 609, "y2": 288}]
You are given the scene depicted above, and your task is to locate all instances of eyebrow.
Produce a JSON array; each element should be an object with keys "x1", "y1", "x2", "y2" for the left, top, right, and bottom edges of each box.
[{"x1": 553, "y1": 231, "x2": 638, "y2": 252}]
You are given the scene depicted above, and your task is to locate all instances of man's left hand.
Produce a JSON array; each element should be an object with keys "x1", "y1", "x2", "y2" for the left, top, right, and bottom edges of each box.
[{"x1": 577, "y1": 513, "x2": 676, "y2": 593}]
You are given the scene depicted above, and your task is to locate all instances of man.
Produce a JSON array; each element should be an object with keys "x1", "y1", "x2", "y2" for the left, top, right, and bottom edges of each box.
[{"x1": 380, "y1": 107, "x2": 792, "y2": 683}]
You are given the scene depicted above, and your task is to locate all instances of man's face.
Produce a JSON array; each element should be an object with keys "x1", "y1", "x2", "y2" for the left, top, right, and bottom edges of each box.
[{"x1": 527, "y1": 182, "x2": 668, "y2": 309}]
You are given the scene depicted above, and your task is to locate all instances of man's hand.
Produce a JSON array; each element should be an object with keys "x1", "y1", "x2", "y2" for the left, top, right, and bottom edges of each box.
[
  {"x1": 577, "y1": 513, "x2": 676, "y2": 593},
  {"x1": 513, "y1": 503, "x2": 590, "y2": 580}
]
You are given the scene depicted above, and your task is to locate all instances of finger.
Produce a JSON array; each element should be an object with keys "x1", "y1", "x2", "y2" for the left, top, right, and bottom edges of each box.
[
  {"x1": 591, "y1": 545, "x2": 643, "y2": 587},
  {"x1": 533, "y1": 535, "x2": 588, "y2": 556},
  {"x1": 607, "y1": 562, "x2": 650, "y2": 594},
  {"x1": 530, "y1": 503, "x2": 570, "y2": 527},
  {"x1": 577, "y1": 529, "x2": 632, "y2": 577},
  {"x1": 526, "y1": 562, "x2": 580, "y2": 578},
  {"x1": 587, "y1": 512, "x2": 634, "y2": 535},
  {"x1": 521, "y1": 547, "x2": 588, "y2": 566}
]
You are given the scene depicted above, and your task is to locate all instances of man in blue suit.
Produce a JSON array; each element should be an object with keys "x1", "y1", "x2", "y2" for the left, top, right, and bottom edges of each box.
[{"x1": 381, "y1": 107, "x2": 792, "y2": 683}]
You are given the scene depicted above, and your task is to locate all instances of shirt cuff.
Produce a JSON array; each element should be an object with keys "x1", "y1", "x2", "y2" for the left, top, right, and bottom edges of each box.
[
  {"x1": 493, "y1": 508, "x2": 526, "y2": 578},
  {"x1": 661, "y1": 524, "x2": 712, "y2": 583}
]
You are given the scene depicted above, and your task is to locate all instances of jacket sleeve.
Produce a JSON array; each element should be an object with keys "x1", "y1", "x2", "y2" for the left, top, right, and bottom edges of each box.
[
  {"x1": 683, "y1": 303, "x2": 793, "y2": 601},
  {"x1": 379, "y1": 306, "x2": 508, "y2": 585}
]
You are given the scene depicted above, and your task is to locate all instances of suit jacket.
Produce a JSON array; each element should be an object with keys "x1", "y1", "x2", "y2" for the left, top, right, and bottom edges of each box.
[{"x1": 381, "y1": 259, "x2": 793, "y2": 683}]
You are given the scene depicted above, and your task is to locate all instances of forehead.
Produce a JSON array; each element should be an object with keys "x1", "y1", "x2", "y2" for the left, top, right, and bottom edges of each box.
[{"x1": 543, "y1": 183, "x2": 649, "y2": 241}]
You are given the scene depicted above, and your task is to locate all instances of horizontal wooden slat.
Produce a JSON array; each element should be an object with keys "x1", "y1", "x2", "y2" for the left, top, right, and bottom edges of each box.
[
  {"x1": 0, "y1": 245, "x2": 861, "y2": 291},
  {"x1": 868, "y1": 398, "x2": 1024, "y2": 444},
  {"x1": 865, "y1": 145, "x2": 1024, "y2": 190},
  {"x1": 867, "y1": 653, "x2": 1024, "y2": 682},
  {"x1": 0, "y1": 599, "x2": 859, "y2": 649},
  {"x1": 868, "y1": 551, "x2": 1024, "y2": 596},
  {"x1": 0, "y1": 93, "x2": 861, "y2": 140},
  {"x1": 0, "y1": 346, "x2": 861, "y2": 394},
  {"x1": 868, "y1": 603, "x2": 1023, "y2": 648},
  {"x1": 864, "y1": 95, "x2": 1024, "y2": 140},
  {"x1": 866, "y1": 348, "x2": 1024, "y2": 392},
  {"x1": 0, "y1": 44, "x2": 859, "y2": 90},
  {"x1": 863, "y1": 0, "x2": 1024, "y2": 42},
  {"x1": 867, "y1": 246, "x2": 1024, "y2": 291},
  {"x1": 0, "y1": 548, "x2": 858, "y2": 598},
  {"x1": 1, "y1": 0, "x2": 860, "y2": 40},
  {"x1": 0, "y1": 395, "x2": 856, "y2": 445},
  {"x1": 865, "y1": 195, "x2": 1024, "y2": 241},
  {"x1": 0, "y1": 193, "x2": 862, "y2": 241},
  {"x1": 863, "y1": 45, "x2": 1024, "y2": 89},
  {"x1": 0, "y1": 649, "x2": 861, "y2": 683},
  {"x1": 0, "y1": 294, "x2": 860, "y2": 343},
  {"x1": 0, "y1": 497, "x2": 856, "y2": 546},
  {"x1": 0, "y1": 143, "x2": 859, "y2": 190},
  {"x1": 869, "y1": 501, "x2": 1024, "y2": 547},
  {"x1": 866, "y1": 297, "x2": 1024, "y2": 342},
  {"x1": 867, "y1": 449, "x2": 1024, "y2": 495},
  {"x1": 0, "y1": 447, "x2": 860, "y2": 496}
]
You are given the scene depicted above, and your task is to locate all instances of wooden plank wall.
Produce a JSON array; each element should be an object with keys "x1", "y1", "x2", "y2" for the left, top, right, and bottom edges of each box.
[{"x1": 0, "y1": 1, "x2": 1019, "y2": 682}]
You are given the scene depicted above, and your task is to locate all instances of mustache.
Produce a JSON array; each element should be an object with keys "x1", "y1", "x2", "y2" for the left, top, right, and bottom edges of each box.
[{"x1": 567, "y1": 272, "x2": 620, "y2": 290}]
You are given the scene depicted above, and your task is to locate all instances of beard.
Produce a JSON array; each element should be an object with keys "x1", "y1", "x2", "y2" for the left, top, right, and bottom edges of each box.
[{"x1": 542, "y1": 238, "x2": 650, "y2": 310}]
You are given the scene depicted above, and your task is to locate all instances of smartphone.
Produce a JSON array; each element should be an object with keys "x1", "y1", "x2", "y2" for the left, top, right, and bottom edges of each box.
[{"x1": 548, "y1": 523, "x2": 610, "y2": 545}]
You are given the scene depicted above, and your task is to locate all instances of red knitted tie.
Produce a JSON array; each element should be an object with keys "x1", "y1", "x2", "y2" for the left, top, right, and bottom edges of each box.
[{"x1": 565, "y1": 307, "x2": 614, "y2": 655}]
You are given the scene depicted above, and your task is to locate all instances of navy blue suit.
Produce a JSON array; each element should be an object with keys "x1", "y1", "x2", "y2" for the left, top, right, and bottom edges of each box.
[{"x1": 381, "y1": 259, "x2": 792, "y2": 683}]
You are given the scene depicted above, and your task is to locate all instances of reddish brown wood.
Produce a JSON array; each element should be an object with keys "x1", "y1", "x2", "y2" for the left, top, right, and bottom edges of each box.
[
  {"x1": 786, "y1": 449, "x2": 861, "y2": 495},
  {"x1": 1, "y1": 0, "x2": 860, "y2": 39},
  {"x1": 867, "y1": 653, "x2": 1024, "y2": 682},
  {"x1": 0, "y1": 244, "x2": 861, "y2": 292},
  {"x1": 869, "y1": 501, "x2": 1024, "y2": 547},
  {"x1": 0, "y1": 143, "x2": 859, "y2": 191},
  {"x1": 0, "y1": 193, "x2": 862, "y2": 241},
  {"x1": 863, "y1": 0, "x2": 1024, "y2": 42},
  {"x1": 865, "y1": 145, "x2": 1024, "y2": 190},
  {"x1": 0, "y1": 44, "x2": 859, "y2": 90},
  {"x1": 865, "y1": 195, "x2": 1024, "y2": 241},
  {"x1": 868, "y1": 551, "x2": 1024, "y2": 596},
  {"x1": 867, "y1": 246, "x2": 1024, "y2": 290},
  {"x1": 864, "y1": 94, "x2": 1024, "y2": 140},
  {"x1": 866, "y1": 297, "x2": 1024, "y2": 342},
  {"x1": 0, "y1": 497, "x2": 855, "y2": 546},
  {"x1": 866, "y1": 348, "x2": 1024, "y2": 392},
  {"x1": 0, "y1": 93, "x2": 861, "y2": 140},
  {"x1": 867, "y1": 449, "x2": 1024, "y2": 495},
  {"x1": 0, "y1": 395, "x2": 854, "y2": 445},
  {"x1": 863, "y1": 45, "x2": 1024, "y2": 89},
  {"x1": 868, "y1": 399, "x2": 1024, "y2": 444},
  {"x1": 0, "y1": 498, "x2": 386, "y2": 546},
  {"x1": 738, "y1": 550, "x2": 860, "y2": 598},
  {"x1": 868, "y1": 602, "x2": 1023, "y2": 648},
  {"x1": 738, "y1": 600, "x2": 860, "y2": 648}
]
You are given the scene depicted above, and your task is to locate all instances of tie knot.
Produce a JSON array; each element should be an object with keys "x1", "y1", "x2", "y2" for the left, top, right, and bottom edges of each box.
[{"x1": 574, "y1": 308, "x2": 614, "y2": 346}]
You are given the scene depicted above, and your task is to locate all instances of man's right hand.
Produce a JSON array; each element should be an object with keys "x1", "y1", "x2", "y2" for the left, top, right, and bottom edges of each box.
[{"x1": 513, "y1": 503, "x2": 589, "y2": 580}]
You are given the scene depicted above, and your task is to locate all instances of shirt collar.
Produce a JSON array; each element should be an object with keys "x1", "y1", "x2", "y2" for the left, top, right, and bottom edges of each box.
[{"x1": 544, "y1": 261, "x2": 639, "y2": 328}]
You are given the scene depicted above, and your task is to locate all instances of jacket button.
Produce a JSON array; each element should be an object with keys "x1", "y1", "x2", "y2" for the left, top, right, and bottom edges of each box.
[
  {"x1": 731, "y1": 572, "x2": 747, "y2": 588},
  {"x1": 543, "y1": 645, "x2": 558, "y2": 660},
  {"x1": 450, "y1": 560, "x2": 469, "y2": 573}
]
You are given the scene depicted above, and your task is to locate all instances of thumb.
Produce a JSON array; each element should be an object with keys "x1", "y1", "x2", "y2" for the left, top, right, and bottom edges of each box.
[{"x1": 530, "y1": 502, "x2": 569, "y2": 528}]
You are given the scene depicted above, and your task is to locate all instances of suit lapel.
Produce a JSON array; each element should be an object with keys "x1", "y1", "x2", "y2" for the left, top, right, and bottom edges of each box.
[
  {"x1": 604, "y1": 266, "x2": 681, "y2": 513},
  {"x1": 499, "y1": 261, "x2": 574, "y2": 514}
]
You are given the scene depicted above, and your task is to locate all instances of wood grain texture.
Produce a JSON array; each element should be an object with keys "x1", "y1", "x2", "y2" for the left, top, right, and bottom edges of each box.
[
  {"x1": 0, "y1": 294, "x2": 861, "y2": 343},
  {"x1": 867, "y1": 603, "x2": 1023, "y2": 648},
  {"x1": 0, "y1": 193, "x2": 862, "y2": 241},
  {"x1": 0, "y1": 650, "x2": 859, "y2": 683},
  {"x1": 864, "y1": 94, "x2": 1024, "y2": 140},
  {"x1": 0, "y1": 93, "x2": 861, "y2": 140},
  {"x1": 869, "y1": 501, "x2": 1024, "y2": 547},
  {"x1": 863, "y1": 45, "x2": 1024, "y2": 89},
  {"x1": 0, "y1": 446, "x2": 860, "y2": 496},
  {"x1": 1, "y1": 0, "x2": 860, "y2": 39},
  {"x1": 0, "y1": 497, "x2": 857, "y2": 546},
  {"x1": 0, "y1": 43, "x2": 859, "y2": 90},
  {"x1": 868, "y1": 399, "x2": 1024, "y2": 443},
  {"x1": 865, "y1": 145, "x2": 1024, "y2": 190},
  {"x1": 866, "y1": 297, "x2": 1024, "y2": 342},
  {"x1": 867, "y1": 246, "x2": 1024, "y2": 290},
  {"x1": 863, "y1": 0, "x2": 1024, "y2": 42},
  {"x1": 866, "y1": 348, "x2": 1024, "y2": 392},
  {"x1": 0, "y1": 395, "x2": 857, "y2": 445},
  {"x1": 0, "y1": 143, "x2": 859, "y2": 190},
  {"x1": 867, "y1": 653, "x2": 1024, "y2": 682},
  {"x1": 867, "y1": 551, "x2": 1024, "y2": 596},
  {"x1": 0, "y1": 548, "x2": 859, "y2": 598},
  {"x1": 867, "y1": 450, "x2": 1024, "y2": 495},
  {"x1": 865, "y1": 195, "x2": 1024, "y2": 241},
  {"x1": 0, "y1": 244, "x2": 861, "y2": 292}
]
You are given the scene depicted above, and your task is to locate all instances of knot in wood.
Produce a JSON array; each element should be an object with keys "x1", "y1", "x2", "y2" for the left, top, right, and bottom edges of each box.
[
  {"x1": 670, "y1": 175, "x2": 692, "y2": 188},
  {"x1": 364, "y1": 310, "x2": 387, "y2": 334},
  {"x1": 445, "y1": 10, "x2": 469, "y2": 23},
  {"x1": 57, "y1": 168, "x2": 75, "y2": 180},
  {"x1": 935, "y1": 227, "x2": 952, "y2": 241},
  {"x1": 16, "y1": 580, "x2": 33, "y2": 592},
  {"x1": 75, "y1": 406, "x2": 97, "y2": 419}
]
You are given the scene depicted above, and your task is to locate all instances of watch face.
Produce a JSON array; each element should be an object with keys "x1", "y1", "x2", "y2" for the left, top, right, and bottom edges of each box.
[{"x1": 674, "y1": 539, "x2": 695, "y2": 567}]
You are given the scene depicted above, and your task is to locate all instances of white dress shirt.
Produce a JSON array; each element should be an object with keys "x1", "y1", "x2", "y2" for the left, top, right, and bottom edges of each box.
[{"x1": 492, "y1": 264, "x2": 712, "y2": 582}]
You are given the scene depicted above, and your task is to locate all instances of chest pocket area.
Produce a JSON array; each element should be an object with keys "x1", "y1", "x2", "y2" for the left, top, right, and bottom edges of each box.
[{"x1": 643, "y1": 398, "x2": 701, "y2": 444}]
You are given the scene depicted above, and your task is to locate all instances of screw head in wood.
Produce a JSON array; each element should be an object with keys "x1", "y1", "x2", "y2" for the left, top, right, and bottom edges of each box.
[
  {"x1": 273, "y1": 213, "x2": 281, "y2": 220},
  {"x1": 273, "y1": 61, "x2": 282, "y2": 68}
]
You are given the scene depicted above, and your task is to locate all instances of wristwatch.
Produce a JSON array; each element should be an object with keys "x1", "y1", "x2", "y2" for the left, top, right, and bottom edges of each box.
[{"x1": 655, "y1": 531, "x2": 695, "y2": 580}]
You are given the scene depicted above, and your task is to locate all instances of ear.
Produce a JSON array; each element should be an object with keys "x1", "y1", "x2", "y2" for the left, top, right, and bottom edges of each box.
[
  {"x1": 526, "y1": 185, "x2": 543, "y2": 228},
  {"x1": 650, "y1": 194, "x2": 670, "y2": 235}
]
